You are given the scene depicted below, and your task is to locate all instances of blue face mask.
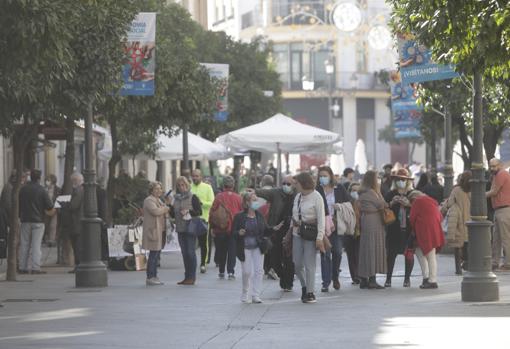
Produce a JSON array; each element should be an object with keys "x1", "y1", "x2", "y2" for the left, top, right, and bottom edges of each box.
[
  {"x1": 250, "y1": 201, "x2": 262, "y2": 211},
  {"x1": 319, "y1": 176, "x2": 330, "y2": 186},
  {"x1": 282, "y1": 184, "x2": 293, "y2": 194}
]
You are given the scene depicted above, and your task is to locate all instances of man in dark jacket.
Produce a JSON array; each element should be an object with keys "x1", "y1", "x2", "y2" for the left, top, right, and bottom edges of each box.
[
  {"x1": 255, "y1": 174, "x2": 296, "y2": 291},
  {"x1": 60, "y1": 172, "x2": 84, "y2": 273},
  {"x1": 18, "y1": 169, "x2": 55, "y2": 274}
]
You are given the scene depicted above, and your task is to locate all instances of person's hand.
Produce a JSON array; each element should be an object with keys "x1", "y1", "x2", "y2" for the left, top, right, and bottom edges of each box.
[
  {"x1": 316, "y1": 239, "x2": 325, "y2": 253},
  {"x1": 238, "y1": 228, "x2": 246, "y2": 236},
  {"x1": 273, "y1": 221, "x2": 284, "y2": 231}
]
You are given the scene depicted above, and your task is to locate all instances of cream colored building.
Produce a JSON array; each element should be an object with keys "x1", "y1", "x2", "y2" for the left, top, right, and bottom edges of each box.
[{"x1": 208, "y1": 0, "x2": 426, "y2": 170}]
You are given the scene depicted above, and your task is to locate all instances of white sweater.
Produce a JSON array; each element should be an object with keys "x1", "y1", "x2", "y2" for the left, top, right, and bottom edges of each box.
[{"x1": 292, "y1": 190, "x2": 326, "y2": 241}]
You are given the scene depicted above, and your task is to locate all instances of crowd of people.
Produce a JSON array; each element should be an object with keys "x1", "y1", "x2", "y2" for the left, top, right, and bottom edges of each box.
[
  {"x1": 138, "y1": 159, "x2": 510, "y2": 304},
  {"x1": 1, "y1": 158, "x2": 509, "y2": 305}
]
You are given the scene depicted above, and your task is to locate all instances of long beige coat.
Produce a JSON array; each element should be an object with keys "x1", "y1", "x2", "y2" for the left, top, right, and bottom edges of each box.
[
  {"x1": 445, "y1": 186, "x2": 470, "y2": 248},
  {"x1": 142, "y1": 195, "x2": 168, "y2": 251}
]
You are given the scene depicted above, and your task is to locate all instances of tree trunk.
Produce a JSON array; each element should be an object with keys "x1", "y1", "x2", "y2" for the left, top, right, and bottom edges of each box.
[
  {"x1": 483, "y1": 123, "x2": 504, "y2": 166},
  {"x1": 106, "y1": 116, "x2": 121, "y2": 226},
  {"x1": 455, "y1": 114, "x2": 473, "y2": 170},
  {"x1": 6, "y1": 124, "x2": 37, "y2": 281},
  {"x1": 6, "y1": 137, "x2": 24, "y2": 281},
  {"x1": 62, "y1": 117, "x2": 75, "y2": 195},
  {"x1": 409, "y1": 142, "x2": 416, "y2": 163}
]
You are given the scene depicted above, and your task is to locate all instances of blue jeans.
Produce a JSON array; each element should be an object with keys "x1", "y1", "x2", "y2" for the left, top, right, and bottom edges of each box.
[
  {"x1": 147, "y1": 250, "x2": 161, "y2": 279},
  {"x1": 19, "y1": 223, "x2": 45, "y2": 271},
  {"x1": 178, "y1": 232, "x2": 197, "y2": 280},
  {"x1": 320, "y1": 234, "x2": 344, "y2": 287}
]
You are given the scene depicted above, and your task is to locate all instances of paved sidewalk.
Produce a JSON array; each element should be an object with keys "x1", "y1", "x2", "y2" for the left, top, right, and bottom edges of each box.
[{"x1": 1, "y1": 248, "x2": 509, "y2": 349}]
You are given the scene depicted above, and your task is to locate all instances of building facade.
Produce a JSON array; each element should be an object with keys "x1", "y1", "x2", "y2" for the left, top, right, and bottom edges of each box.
[{"x1": 209, "y1": 0, "x2": 426, "y2": 170}]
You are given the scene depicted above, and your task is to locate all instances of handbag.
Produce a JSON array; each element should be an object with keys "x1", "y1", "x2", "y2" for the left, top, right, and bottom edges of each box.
[
  {"x1": 258, "y1": 237, "x2": 273, "y2": 255},
  {"x1": 282, "y1": 227, "x2": 293, "y2": 257},
  {"x1": 383, "y1": 208, "x2": 396, "y2": 225},
  {"x1": 322, "y1": 234, "x2": 332, "y2": 252},
  {"x1": 297, "y1": 194, "x2": 318, "y2": 241},
  {"x1": 187, "y1": 217, "x2": 208, "y2": 236}
]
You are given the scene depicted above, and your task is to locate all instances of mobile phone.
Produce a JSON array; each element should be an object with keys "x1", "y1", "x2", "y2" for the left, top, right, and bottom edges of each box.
[{"x1": 165, "y1": 189, "x2": 172, "y2": 197}]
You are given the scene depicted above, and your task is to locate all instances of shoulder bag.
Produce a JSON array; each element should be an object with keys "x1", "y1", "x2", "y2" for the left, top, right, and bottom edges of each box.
[
  {"x1": 187, "y1": 217, "x2": 208, "y2": 236},
  {"x1": 298, "y1": 194, "x2": 319, "y2": 241}
]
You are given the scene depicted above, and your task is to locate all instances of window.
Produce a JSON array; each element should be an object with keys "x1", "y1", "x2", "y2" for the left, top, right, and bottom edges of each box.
[
  {"x1": 273, "y1": 44, "x2": 290, "y2": 87},
  {"x1": 357, "y1": 98, "x2": 375, "y2": 166}
]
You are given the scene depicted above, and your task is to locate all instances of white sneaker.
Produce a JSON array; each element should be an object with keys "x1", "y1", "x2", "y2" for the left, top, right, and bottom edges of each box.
[
  {"x1": 228, "y1": 273, "x2": 236, "y2": 280},
  {"x1": 241, "y1": 293, "x2": 250, "y2": 303},
  {"x1": 200, "y1": 266, "x2": 206, "y2": 274},
  {"x1": 252, "y1": 296, "x2": 262, "y2": 304},
  {"x1": 146, "y1": 277, "x2": 164, "y2": 286}
]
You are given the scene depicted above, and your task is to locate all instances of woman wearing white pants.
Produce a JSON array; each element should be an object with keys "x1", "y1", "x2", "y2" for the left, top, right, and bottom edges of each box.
[
  {"x1": 233, "y1": 192, "x2": 282, "y2": 303},
  {"x1": 409, "y1": 190, "x2": 445, "y2": 289}
]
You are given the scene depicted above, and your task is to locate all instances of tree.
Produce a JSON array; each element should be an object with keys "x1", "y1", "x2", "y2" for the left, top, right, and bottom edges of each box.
[
  {"x1": 102, "y1": 1, "x2": 218, "y2": 224},
  {"x1": 0, "y1": 0, "x2": 75, "y2": 281},
  {"x1": 191, "y1": 33, "x2": 282, "y2": 141},
  {"x1": 390, "y1": 0, "x2": 510, "y2": 165}
]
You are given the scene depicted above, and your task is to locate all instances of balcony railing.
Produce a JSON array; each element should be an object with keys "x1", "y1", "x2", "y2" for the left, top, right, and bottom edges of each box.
[{"x1": 278, "y1": 71, "x2": 388, "y2": 92}]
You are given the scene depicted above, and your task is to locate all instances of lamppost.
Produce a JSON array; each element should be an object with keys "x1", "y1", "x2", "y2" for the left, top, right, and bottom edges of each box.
[
  {"x1": 461, "y1": 70, "x2": 499, "y2": 302},
  {"x1": 443, "y1": 104, "x2": 454, "y2": 197},
  {"x1": 325, "y1": 59, "x2": 334, "y2": 131},
  {"x1": 76, "y1": 101, "x2": 108, "y2": 287}
]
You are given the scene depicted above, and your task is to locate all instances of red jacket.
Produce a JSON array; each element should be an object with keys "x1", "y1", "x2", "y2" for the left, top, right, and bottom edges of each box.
[
  {"x1": 209, "y1": 189, "x2": 243, "y2": 234},
  {"x1": 410, "y1": 195, "x2": 445, "y2": 255}
]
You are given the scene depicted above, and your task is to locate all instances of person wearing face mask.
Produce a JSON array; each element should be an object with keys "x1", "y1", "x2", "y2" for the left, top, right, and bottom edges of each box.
[
  {"x1": 383, "y1": 169, "x2": 415, "y2": 288},
  {"x1": 486, "y1": 158, "x2": 510, "y2": 270},
  {"x1": 316, "y1": 166, "x2": 351, "y2": 292},
  {"x1": 292, "y1": 172, "x2": 326, "y2": 303},
  {"x1": 344, "y1": 182, "x2": 361, "y2": 284},
  {"x1": 255, "y1": 174, "x2": 296, "y2": 291},
  {"x1": 232, "y1": 192, "x2": 283, "y2": 303}
]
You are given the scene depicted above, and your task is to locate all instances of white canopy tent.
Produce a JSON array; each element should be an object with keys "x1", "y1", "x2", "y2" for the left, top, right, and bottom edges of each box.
[
  {"x1": 99, "y1": 131, "x2": 228, "y2": 161},
  {"x1": 218, "y1": 113, "x2": 340, "y2": 184}
]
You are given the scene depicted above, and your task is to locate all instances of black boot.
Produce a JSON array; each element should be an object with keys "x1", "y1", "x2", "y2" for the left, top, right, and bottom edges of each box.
[
  {"x1": 368, "y1": 276, "x2": 384, "y2": 289},
  {"x1": 359, "y1": 278, "x2": 369, "y2": 289},
  {"x1": 301, "y1": 287, "x2": 307, "y2": 303}
]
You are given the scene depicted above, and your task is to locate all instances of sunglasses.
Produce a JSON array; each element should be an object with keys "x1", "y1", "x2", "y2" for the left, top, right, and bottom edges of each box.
[{"x1": 282, "y1": 182, "x2": 292, "y2": 186}]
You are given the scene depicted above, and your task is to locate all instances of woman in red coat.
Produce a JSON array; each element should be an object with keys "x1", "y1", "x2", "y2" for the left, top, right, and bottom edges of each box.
[{"x1": 409, "y1": 190, "x2": 445, "y2": 289}]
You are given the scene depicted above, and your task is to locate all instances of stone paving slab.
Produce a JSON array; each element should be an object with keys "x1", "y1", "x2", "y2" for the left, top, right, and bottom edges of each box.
[{"x1": 1, "y1": 250, "x2": 509, "y2": 349}]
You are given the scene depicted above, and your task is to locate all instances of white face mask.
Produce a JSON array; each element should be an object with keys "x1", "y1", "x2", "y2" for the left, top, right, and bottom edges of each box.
[
  {"x1": 350, "y1": 192, "x2": 359, "y2": 200},
  {"x1": 45, "y1": 180, "x2": 51, "y2": 187},
  {"x1": 396, "y1": 180, "x2": 407, "y2": 189}
]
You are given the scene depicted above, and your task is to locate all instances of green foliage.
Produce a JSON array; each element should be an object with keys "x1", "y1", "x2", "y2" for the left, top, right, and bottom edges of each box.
[
  {"x1": 0, "y1": 0, "x2": 74, "y2": 131},
  {"x1": 389, "y1": 0, "x2": 510, "y2": 77},
  {"x1": 191, "y1": 33, "x2": 282, "y2": 140}
]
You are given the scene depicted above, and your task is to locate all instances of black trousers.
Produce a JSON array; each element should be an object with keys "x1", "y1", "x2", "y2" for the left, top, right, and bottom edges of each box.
[
  {"x1": 198, "y1": 231, "x2": 212, "y2": 267},
  {"x1": 214, "y1": 233, "x2": 236, "y2": 274},
  {"x1": 270, "y1": 236, "x2": 294, "y2": 289},
  {"x1": 344, "y1": 235, "x2": 360, "y2": 282},
  {"x1": 69, "y1": 234, "x2": 81, "y2": 267}
]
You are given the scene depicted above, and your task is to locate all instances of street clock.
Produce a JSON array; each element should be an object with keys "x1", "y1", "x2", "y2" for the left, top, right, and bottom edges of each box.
[
  {"x1": 368, "y1": 25, "x2": 392, "y2": 50},
  {"x1": 332, "y1": 2, "x2": 362, "y2": 32}
]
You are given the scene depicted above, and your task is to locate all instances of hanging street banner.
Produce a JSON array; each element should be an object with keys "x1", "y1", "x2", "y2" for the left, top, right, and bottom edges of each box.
[
  {"x1": 390, "y1": 71, "x2": 423, "y2": 139},
  {"x1": 201, "y1": 63, "x2": 229, "y2": 122},
  {"x1": 397, "y1": 33, "x2": 459, "y2": 86},
  {"x1": 120, "y1": 12, "x2": 156, "y2": 96}
]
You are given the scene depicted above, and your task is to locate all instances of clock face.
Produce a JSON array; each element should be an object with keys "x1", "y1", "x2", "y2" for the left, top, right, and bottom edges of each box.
[
  {"x1": 368, "y1": 25, "x2": 392, "y2": 50},
  {"x1": 332, "y1": 3, "x2": 362, "y2": 32}
]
